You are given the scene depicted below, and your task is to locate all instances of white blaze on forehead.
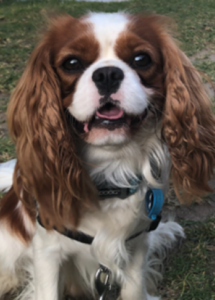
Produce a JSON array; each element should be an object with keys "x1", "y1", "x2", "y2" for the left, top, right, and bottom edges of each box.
[{"x1": 85, "y1": 12, "x2": 129, "y2": 58}]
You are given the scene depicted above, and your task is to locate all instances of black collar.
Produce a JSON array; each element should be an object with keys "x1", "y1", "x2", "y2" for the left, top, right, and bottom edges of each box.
[
  {"x1": 98, "y1": 186, "x2": 138, "y2": 200},
  {"x1": 97, "y1": 177, "x2": 142, "y2": 200}
]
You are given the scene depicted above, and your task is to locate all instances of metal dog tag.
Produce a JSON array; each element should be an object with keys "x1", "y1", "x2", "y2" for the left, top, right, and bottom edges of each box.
[{"x1": 95, "y1": 265, "x2": 120, "y2": 300}]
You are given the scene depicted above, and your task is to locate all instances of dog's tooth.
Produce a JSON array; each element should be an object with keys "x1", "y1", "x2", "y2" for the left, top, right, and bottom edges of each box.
[{"x1": 95, "y1": 116, "x2": 99, "y2": 120}]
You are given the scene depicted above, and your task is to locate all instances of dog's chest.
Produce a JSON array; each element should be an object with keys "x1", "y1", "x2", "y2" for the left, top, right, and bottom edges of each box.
[
  {"x1": 59, "y1": 190, "x2": 149, "y2": 295},
  {"x1": 78, "y1": 187, "x2": 147, "y2": 237}
]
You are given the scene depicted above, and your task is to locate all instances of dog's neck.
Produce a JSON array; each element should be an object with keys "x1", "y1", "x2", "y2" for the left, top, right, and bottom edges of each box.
[
  {"x1": 77, "y1": 131, "x2": 170, "y2": 192},
  {"x1": 80, "y1": 141, "x2": 142, "y2": 188}
]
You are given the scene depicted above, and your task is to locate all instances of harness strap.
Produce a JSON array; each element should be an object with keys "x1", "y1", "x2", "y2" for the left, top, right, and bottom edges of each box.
[
  {"x1": 37, "y1": 213, "x2": 161, "y2": 245},
  {"x1": 37, "y1": 188, "x2": 163, "y2": 244}
]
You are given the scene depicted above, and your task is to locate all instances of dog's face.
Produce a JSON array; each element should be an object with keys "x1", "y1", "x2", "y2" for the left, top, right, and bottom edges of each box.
[
  {"x1": 53, "y1": 13, "x2": 164, "y2": 146},
  {"x1": 8, "y1": 12, "x2": 215, "y2": 228}
]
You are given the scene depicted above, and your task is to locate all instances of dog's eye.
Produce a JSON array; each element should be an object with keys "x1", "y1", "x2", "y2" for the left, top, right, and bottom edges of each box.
[
  {"x1": 133, "y1": 54, "x2": 152, "y2": 69},
  {"x1": 62, "y1": 57, "x2": 83, "y2": 72}
]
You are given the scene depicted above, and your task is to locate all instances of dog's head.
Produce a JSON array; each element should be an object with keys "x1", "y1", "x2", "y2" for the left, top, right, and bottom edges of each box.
[
  {"x1": 62, "y1": 13, "x2": 162, "y2": 146},
  {"x1": 8, "y1": 13, "x2": 215, "y2": 228}
]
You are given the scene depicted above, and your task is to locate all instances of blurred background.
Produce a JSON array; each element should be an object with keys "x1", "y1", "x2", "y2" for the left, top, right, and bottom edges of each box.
[{"x1": 0, "y1": 1, "x2": 215, "y2": 299}]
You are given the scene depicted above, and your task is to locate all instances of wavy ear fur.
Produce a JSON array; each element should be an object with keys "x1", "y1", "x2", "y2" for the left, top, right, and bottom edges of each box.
[
  {"x1": 7, "y1": 28, "x2": 97, "y2": 229},
  {"x1": 161, "y1": 30, "x2": 215, "y2": 202}
]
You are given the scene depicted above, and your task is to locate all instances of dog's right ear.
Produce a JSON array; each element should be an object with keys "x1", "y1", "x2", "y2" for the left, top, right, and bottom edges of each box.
[{"x1": 7, "y1": 15, "x2": 98, "y2": 230}]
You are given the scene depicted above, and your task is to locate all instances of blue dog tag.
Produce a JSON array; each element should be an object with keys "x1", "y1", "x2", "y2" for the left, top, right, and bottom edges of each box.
[{"x1": 145, "y1": 189, "x2": 163, "y2": 220}]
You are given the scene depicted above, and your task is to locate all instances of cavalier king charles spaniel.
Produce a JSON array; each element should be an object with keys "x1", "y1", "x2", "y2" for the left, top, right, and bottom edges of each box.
[{"x1": 0, "y1": 12, "x2": 215, "y2": 300}]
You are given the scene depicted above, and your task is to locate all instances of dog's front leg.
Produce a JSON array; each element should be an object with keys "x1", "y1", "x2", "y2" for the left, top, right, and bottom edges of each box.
[
  {"x1": 32, "y1": 225, "x2": 62, "y2": 300},
  {"x1": 120, "y1": 236, "x2": 160, "y2": 300}
]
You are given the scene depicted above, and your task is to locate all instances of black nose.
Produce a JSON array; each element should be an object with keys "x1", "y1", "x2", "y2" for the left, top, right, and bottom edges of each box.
[{"x1": 92, "y1": 66, "x2": 124, "y2": 95}]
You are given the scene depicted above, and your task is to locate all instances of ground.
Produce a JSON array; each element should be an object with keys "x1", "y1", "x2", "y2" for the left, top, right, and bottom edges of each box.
[{"x1": 0, "y1": 0, "x2": 215, "y2": 299}]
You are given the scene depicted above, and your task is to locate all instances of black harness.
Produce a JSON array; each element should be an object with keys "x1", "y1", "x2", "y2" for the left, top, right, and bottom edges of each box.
[{"x1": 37, "y1": 183, "x2": 163, "y2": 244}]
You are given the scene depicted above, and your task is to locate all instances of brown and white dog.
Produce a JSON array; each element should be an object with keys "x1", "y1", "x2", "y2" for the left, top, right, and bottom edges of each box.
[{"x1": 0, "y1": 12, "x2": 215, "y2": 300}]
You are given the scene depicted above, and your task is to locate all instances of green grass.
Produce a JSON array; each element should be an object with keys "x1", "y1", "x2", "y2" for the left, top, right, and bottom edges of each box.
[
  {"x1": 162, "y1": 219, "x2": 215, "y2": 300},
  {"x1": 0, "y1": 135, "x2": 16, "y2": 162}
]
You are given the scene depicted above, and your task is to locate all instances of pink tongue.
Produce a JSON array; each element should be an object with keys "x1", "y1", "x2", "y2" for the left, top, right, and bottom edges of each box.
[
  {"x1": 96, "y1": 107, "x2": 124, "y2": 120},
  {"x1": 84, "y1": 123, "x2": 89, "y2": 133}
]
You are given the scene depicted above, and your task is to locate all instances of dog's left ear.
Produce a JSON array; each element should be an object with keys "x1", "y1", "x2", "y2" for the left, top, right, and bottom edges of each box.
[{"x1": 161, "y1": 32, "x2": 215, "y2": 202}]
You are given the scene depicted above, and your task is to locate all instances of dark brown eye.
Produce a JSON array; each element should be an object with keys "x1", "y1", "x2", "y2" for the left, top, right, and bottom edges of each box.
[
  {"x1": 62, "y1": 57, "x2": 83, "y2": 72},
  {"x1": 133, "y1": 53, "x2": 152, "y2": 69}
]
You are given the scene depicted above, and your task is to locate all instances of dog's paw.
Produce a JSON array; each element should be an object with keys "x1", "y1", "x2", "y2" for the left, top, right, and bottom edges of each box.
[
  {"x1": 148, "y1": 221, "x2": 185, "y2": 254},
  {"x1": 145, "y1": 221, "x2": 184, "y2": 295}
]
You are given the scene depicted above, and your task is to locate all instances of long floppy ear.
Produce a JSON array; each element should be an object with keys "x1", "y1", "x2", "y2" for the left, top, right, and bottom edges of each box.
[
  {"x1": 160, "y1": 30, "x2": 215, "y2": 202},
  {"x1": 7, "y1": 30, "x2": 97, "y2": 229}
]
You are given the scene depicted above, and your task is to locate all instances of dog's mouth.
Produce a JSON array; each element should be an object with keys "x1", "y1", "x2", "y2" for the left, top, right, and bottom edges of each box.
[{"x1": 70, "y1": 102, "x2": 148, "y2": 133}]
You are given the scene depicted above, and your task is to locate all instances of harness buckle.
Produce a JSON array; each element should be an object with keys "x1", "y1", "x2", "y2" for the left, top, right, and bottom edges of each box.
[
  {"x1": 95, "y1": 265, "x2": 120, "y2": 300},
  {"x1": 119, "y1": 188, "x2": 130, "y2": 199},
  {"x1": 146, "y1": 189, "x2": 163, "y2": 220}
]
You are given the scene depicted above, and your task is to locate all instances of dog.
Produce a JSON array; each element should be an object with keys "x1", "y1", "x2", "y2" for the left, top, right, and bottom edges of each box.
[{"x1": 0, "y1": 12, "x2": 215, "y2": 300}]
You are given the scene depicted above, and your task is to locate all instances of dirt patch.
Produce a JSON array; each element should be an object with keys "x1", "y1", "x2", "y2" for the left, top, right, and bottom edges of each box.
[
  {"x1": 0, "y1": 111, "x2": 8, "y2": 137},
  {"x1": 203, "y1": 81, "x2": 215, "y2": 99},
  {"x1": 209, "y1": 54, "x2": 215, "y2": 62},
  {"x1": 163, "y1": 201, "x2": 215, "y2": 221},
  {"x1": 190, "y1": 47, "x2": 215, "y2": 99},
  {"x1": 164, "y1": 179, "x2": 215, "y2": 221},
  {"x1": 0, "y1": 93, "x2": 9, "y2": 108},
  {"x1": 190, "y1": 47, "x2": 215, "y2": 63},
  {"x1": 0, "y1": 93, "x2": 9, "y2": 138},
  {"x1": 190, "y1": 48, "x2": 213, "y2": 62}
]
